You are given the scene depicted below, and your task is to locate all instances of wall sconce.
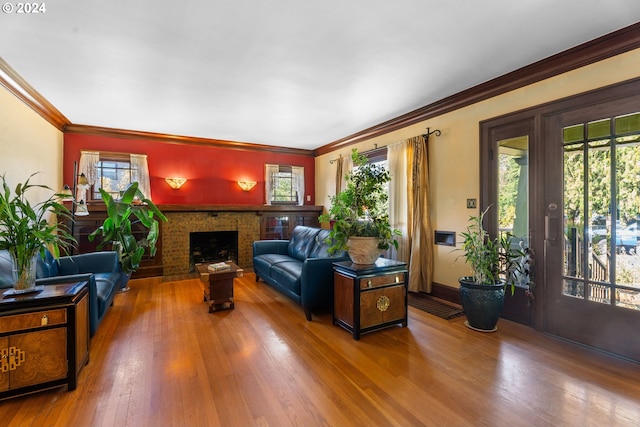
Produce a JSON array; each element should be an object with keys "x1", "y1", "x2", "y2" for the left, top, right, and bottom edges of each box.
[
  {"x1": 165, "y1": 177, "x2": 187, "y2": 189},
  {"x1": 237, "y1": 180, "x2": 257, "y2": 191}
]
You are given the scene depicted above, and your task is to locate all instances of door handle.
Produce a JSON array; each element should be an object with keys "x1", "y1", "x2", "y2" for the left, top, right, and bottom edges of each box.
[{"x1": 545, "y1": 215, "x2": 559, "y2": 243}]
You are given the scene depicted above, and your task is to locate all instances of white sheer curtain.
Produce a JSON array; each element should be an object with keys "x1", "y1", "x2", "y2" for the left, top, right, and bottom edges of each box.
[
  {"x1": 130, "y1": 154, "x2": 152, "y2": 200},
  {"x1": 264, "y1": 164, "x2": 279, "y2": 205},
  {"x1": 292, "y1": 166, "x2": 305, "y2": 206},
  {"x1": 387, "y1": 141, "x2": 410, "y2": 262},
  {"x1": 77, "y1": 151, "x2": 100, "y2": 201}
]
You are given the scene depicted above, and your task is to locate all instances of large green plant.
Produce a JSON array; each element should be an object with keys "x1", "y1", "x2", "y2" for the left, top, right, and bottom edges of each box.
[
  {"x1": 0, "y1": 173, "x2": 75, "y2": 287},
  {"x1": 88, "y1": 182, "x2": 167, "y2": 274},
  {"x1": 456, "y1": 205, "x2": 521, "y2": 289},
  {"x1": 319, "y1": 149, "x2": 400, "y2": 255}
]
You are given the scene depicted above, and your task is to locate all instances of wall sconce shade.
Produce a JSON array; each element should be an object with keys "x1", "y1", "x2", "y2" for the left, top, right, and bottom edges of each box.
[
  {"x1": 165, "y1": 177, "x2": 187, "y2": 189},
  {"x1": 237, "y1": 180, "x2": 257, "y2": 191}
]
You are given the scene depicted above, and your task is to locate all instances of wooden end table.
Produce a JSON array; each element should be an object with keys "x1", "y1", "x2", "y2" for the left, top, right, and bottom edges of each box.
[
  {"x1": 0, "y1": 280, "x2": 89, "y2": 400},
  {"x1": 196, "y1": 262, "x2": 243, "y2": 313},
  {"x1": 333, "y1": 258, "x2": 408, "y2": 340}
]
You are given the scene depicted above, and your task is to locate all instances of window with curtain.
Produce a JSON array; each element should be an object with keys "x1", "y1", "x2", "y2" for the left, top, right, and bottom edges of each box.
[
  {"x1": 264, "y1": 164, "x2": 304, "y2": 206},
  {"x1": 79, "y1": 151, "x2": 152, "y2": 201}
]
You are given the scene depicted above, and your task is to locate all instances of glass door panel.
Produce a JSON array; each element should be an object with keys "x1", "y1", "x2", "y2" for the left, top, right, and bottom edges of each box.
[{"x1": 561, "y1": 114, "x2": 640, "y2": 311}]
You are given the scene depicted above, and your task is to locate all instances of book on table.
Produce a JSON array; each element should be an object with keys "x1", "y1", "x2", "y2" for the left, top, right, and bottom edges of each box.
[{"x1": 208, "y1": 262, "x2": 231, "y2": 272}]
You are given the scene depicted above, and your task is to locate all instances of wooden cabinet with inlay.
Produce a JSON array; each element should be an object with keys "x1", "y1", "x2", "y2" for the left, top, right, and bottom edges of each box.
[
  {"x1": 333, "y1": 258, "x2": 408, "y2": 340},
  {"x1": 0, "y1": 281, "x2": 89, "y2": 400}
]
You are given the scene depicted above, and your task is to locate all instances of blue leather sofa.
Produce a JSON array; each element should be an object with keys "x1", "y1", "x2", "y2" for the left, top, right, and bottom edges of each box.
[
  {"x1": 253, "y1": 226, "x2": 349, "y2": 320},
  {"x1": 0, "y1": 249, "x2": 124, "y2": 337}
]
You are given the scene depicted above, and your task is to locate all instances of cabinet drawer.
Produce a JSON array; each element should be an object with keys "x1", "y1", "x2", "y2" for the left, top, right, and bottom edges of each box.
[
  {"x1": 360, "y1": 284, "x2": 406, "y2": 329},
  {"x1": 0, "y1": 309, "x2": 66, "y2": 333},
  {"x1": 360, "y1": 272, "x2": 405, "y2": 289}
]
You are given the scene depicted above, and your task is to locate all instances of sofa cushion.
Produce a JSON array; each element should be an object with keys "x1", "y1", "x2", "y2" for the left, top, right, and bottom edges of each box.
[
  {"x1": 287, "y1": 226, "x2": 321, "y2": 261},
  {"x1": 254, "y1": 254, "x2": 294, "y2": 275},
  {"x1": 270, "y1": 261, "x2": 303, "y2": 295},
  {"x1": 309, "y1": 229, "x2": 333, "y2": 258}
]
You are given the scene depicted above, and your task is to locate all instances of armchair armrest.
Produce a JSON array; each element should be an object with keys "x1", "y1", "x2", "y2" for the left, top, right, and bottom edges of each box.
[{"x1": 253, "y1": 240, "x2": 289, "y2": 256}]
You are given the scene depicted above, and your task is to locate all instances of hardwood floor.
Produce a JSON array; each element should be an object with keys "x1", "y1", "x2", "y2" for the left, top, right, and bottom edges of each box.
[{"x1": 1, "y1": 273, "x2": 639, "y2": 427}]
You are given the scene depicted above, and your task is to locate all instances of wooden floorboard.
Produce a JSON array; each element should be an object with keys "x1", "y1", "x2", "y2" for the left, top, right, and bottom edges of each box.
[{"x1": 1, "y1": 273, "x2": 639, "y2": 427}]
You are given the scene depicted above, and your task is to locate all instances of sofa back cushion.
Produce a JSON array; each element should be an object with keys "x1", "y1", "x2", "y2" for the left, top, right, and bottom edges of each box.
[
  {"x1": 287, "y1": 226, "x2": 321, "y2": 261},
  {"x1": 36, "y1": 248, "x2": 59, "y2": 278},
  {"x1": 309, "y1": 228, "x2": 336, "y2": 258}
]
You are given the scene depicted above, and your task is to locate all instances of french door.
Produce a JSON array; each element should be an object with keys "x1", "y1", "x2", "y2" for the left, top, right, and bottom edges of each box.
[{"x1": 544, "y1": 97, "x2": 640, "y2": 362}]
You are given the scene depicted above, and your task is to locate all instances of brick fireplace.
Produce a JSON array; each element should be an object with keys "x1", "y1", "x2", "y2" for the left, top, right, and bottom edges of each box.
[{"x1": 162, "y1": 211, "x2": 261, "y2": 276}]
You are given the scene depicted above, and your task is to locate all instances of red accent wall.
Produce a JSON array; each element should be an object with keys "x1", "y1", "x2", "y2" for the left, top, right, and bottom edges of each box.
[{"x1": 64, "y1": 133, "x2": 315, "y2": 205}]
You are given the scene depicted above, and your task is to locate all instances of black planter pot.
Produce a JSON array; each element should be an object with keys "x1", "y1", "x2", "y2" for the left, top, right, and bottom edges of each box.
[{"x1": 458, "y1": 277, "x2": 505, "y2": 332}]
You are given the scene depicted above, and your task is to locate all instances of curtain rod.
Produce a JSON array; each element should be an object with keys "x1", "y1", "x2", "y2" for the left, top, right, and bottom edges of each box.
[
  {"x1": 329, "y1": 128, "x2": 440, "y2": 164},
  {"x1": 423, "y1": 127, "x2": 441, "y2": 139}
]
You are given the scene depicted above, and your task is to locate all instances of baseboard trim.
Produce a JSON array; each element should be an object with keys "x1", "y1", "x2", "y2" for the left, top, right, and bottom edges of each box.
[{"x1": 429, "y1": 282, "x2": 461, "y2": 306}]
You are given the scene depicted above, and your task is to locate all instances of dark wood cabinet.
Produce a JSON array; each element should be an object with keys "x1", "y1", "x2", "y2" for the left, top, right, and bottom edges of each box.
[
  {"x1": 333, "y1": 258, "x2": 408, "y2": 340},
  {"x1": 0, "y1": 281, "x2": 89, "y2": 400},
  {"x1": 259, "y1": 207, "x2": 322, "y2": 240}
]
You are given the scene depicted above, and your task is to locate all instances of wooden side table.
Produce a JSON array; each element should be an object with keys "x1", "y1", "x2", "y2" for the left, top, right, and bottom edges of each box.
[
  {"x1": 0, "y1": 280, "x2": 90, "y2": 400},
  {"x1": 333, "y1": 258, "x2": 408, "y2": 340},
  {"x1": 196, "y1": 262, "x2": 243, "y2": 313}
]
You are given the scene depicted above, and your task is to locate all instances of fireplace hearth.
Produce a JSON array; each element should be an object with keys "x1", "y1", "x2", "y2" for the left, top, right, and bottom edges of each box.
[{"x1": 190, "y1": 231, "x2": 238, "y2": 271}]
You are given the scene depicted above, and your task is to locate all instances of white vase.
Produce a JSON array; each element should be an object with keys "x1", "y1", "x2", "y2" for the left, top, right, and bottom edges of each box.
[
  {"x1": 347, "y1": 236, "x2": 382, "y2": 264},
  {"x1": 11, "y1": 253, "x2": 38, "y2": 293}
]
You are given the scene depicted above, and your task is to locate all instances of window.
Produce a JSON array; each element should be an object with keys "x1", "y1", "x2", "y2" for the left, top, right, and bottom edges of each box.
[
  {"x1": 265, "y1": 164, "x2": 305, "y2": 206},
  {"x1": 92, "y1": 155, "x2": 133, "y2": 200}
]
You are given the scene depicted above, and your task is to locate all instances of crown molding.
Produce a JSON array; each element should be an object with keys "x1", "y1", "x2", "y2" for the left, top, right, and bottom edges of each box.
[
  {"x1": 64, "y1": 124, "x2": 315, "y2": 156},
  {"x1": 0, "y1": 57, "x2": 70, "y2": 130},
  {"x1": 314, "y1": 22, "x2": 640, "y2": 157}
]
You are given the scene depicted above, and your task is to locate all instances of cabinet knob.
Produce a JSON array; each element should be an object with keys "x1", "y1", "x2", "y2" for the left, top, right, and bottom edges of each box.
[
  {"x1": 41, "y1": 314, "x2": 49, "y2": 326},
  {"x1": 367, "y1": 280, "x2": 372, "y2": 288}
]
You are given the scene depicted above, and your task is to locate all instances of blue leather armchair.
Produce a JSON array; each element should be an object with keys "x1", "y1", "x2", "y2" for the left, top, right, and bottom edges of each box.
[
  {"x1": 253, "y1": 226, "x2": 349, "y2": 320},
  {"x1": 0, "y1": 249, "x2": 124, "y2": 337}
]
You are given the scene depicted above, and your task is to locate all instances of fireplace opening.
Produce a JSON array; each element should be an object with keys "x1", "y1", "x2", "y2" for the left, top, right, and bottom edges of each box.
[{"x1": 190, "y1": 231, "x2": 238, "y2": 271}]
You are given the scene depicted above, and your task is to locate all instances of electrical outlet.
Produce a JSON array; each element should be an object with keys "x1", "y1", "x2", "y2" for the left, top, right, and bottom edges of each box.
[
  {"x1": 306, "y1": 195, "x2": 311, "y2": 202},
  {"x1": 466, "y1": 198, "x2": 477, "y2": 209}
]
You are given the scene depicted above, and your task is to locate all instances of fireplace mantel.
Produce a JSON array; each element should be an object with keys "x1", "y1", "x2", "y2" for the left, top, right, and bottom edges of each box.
[{"x1": 157, "y1": 204, "x2": 323, "y2": 214}]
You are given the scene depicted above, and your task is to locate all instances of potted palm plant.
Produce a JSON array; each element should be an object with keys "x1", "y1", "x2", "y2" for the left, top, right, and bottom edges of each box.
[
  {"x1": 320, "y1": 149, "x2": 400, "y2": 264},
  {"x1": 88, "y1": 182, "x2": 167, "y2": 289},
  {"x1": 456, "y1": 205, "x2": 520, "y2": 332},
  {"x1": 0, "y1": 173, "x2": 75, "y2": 293}
]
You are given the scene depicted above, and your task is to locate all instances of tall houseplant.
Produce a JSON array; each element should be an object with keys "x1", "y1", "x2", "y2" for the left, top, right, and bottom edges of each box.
[
  {"x1": 88, "y1": 182, "x2": 167, "y2": 288},
  {"x1": 0, "y1": 173, "x2": 75, "y2": 292},
  {"x1": 456, "y1": 205, "x2": 520, "y2": 332},
  {"x1": 320, "y1": 149, "x2": 400, "y2": 264}
]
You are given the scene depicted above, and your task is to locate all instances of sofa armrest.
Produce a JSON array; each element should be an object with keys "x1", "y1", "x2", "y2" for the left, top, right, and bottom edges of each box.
[
  {"x1": 57, "y1": 251, "x2": 120, "y2": 275},
  {"x1": 300, "y1": 256, "x2": 349, "y2": 310},
  {"x1": 253, "y1": 240, "x2": 289, "y2": 256}
]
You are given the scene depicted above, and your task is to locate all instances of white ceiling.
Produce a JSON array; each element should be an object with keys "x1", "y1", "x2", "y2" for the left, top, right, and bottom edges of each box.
[{"x1": 1, "y1": 1, "x2": 639, "y2": 150}]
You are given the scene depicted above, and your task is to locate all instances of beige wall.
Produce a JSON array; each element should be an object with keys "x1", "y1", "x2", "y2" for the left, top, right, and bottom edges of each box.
[
  {"x1": 315, "y1": 47, "x2": 640, "y2": 289},
  {"x1": 0, "y1": 85, "x2": 64, "y2": 203}
]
